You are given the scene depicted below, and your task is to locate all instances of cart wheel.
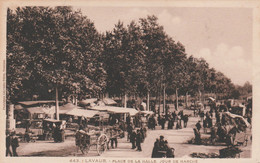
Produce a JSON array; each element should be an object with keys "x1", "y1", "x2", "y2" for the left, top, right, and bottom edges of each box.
[
  {"x1": 80, "y1": 144, "x2": 90, "y2": 154},
  {"x1": 97, "y1": 134, "x2": 108, "y2": 156}
]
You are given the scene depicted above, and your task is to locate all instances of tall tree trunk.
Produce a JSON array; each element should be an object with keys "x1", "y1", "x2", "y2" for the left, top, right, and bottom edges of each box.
[
  {"x1": 198, "y1": 89, "x2": 202, "y2": 102},
  {"x1": 185, "y1": 91, "x2": 189, "y2": 109},
  {"x1": 163, "y1": 84, "x2": 166, "y2": 113},
  {"x1": 176, "y1": 88, "x2": 179, "y2": 111},
  {"x1": 67, "y1": 96, "x2": 70, "y2": 103},
  {"x1": 75, "y1": 97, "x2": 78, "y2": 106},
  {"x1": 124, "y1": 93, "x2": 127, "y2": 108},
  {"x1": 55, "y1": 86, "x2": 59, "y2": 120},
  {"x1": 72, "y1": 95, "x2": 75, "y2": 104},
  {"x1": 156, "y1": 87, "x2": 159, "y2": 115},
  {"x1": 147, "y1": 90, "x2": 150, "y2": 111},
  {"x1": 158, "y1": 84, "x2": 161, "y2": 115},
  {"x1": 202, "y1": 90, "x2": 205, "y2": 105}
]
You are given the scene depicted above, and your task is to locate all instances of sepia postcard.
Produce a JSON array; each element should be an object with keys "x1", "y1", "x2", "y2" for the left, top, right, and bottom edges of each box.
[{"x1": 0, "y1": 0, "x2": 260, "y2": 163}]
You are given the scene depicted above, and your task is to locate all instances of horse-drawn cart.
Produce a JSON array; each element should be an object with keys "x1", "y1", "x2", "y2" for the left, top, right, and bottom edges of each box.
[{"x1": 75, "y1": 128, "x2": 109, "y2": 156}]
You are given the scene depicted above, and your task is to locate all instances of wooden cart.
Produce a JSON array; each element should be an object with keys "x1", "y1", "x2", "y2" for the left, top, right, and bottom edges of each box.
[{"x1": 75, "y1": 129, "x2": 109, "y2": 156}]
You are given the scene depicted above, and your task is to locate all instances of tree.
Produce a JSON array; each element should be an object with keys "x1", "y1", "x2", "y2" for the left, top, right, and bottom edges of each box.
[
  {"x1": 6, "y1": 8, "x2": 31, "y2": 103},
  {"x1": 103, "y1": 21, "x2": 129, "y2": 100},
  {"x1": 162, "y1": 40, "x2": 187, "y2": 110},
  {"x1": 7, "y1": 7, "x2": 107, "y2": 118},
  {"x1": 242, "y1": 81, "x2": 252, "y2": 94},
  {"x1": 139, "y1": 15, "x2": 169, "y2": 112}
]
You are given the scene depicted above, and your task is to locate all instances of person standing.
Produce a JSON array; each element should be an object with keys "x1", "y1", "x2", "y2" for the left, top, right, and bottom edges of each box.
[
  {"x1": 110, "y1": 128, "x2": 118, "y2": 148},
  {"x1": 130, "y1": 130, "x2": 136, "y2": 149},
  {"x1": 199, "y1": 111, "x2": 205, "y2": 122},
  {"x1": 176, "y1": 115, "x2": 181, "y2": 129},
  {"x1": 75, "y1": 130, "x2": 81, "y2": 152},
  {"x1": 203, "y1": 118, "x2": 207, "y2": 133},
  {"x1": 172, "y1": 111, "x2": 177, "y2": 126},
  {"x1": 126, "y1": 115, "x2": 130, "y2": 126},
  {"x1": 167, "y1": 115, "x2": 173, "y2": 129},
  {"x1": 127, "y1": 123, "x2": 133, "y2": 141},
  {"x1": 161, "y1": 115, "x2": 165, "y2": 129},
  {"x1": 210, "y1": 127, "x2": 217, "y2": 145},
  {"x1": 61, "y1": 127, "x2": 65, "y2": 142},
  {"x1": 6, "y1": 132, "x2": 12, "y2": 156},
  {"x1": 183, "y1": 114, "x2": 189, "y2": 128},
  {"x1": 208, "y1": 116, "x2": 213, "y2": 128},
  {"x1": 151, "y1": 138, "x2": 160, "y2": 158},
  {"x1": 11, "y1": 132, "x2": 19, "y2": 156},
  {"x1": 193, "y1": 128, "x2": 201, "y2": 145},
  {"x1": 136, "y1": 129, "x2": 142, "y2": 151},
  {"x1": 151, "y1": 116, "x2": 156, "y2": 130},
  {"x1": 195, "y1": 120, "x2": 202, "y2": 132},
  {"x1": 215, "y1": 111, "x2": 220, "y2": 124},
  {"x1": 178, "y1": 111, "x2": 183, "y2": 128},
  {"x1": 140, "y1": 128, "x2": 145, "y2": 142},
  {"x1": 53, "y1": 125, "x2": 59, "y2": 142}
]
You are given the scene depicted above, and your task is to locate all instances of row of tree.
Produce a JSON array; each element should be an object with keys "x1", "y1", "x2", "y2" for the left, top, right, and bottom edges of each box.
[{"x1": 7, "y1": 7, "x2": 251, "y2": 109}]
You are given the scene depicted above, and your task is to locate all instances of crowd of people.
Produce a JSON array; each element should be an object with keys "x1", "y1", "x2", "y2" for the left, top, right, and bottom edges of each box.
[
  {"x1": 127, "y1": 122, "x2": 147, "y2": 151},
  {"x1": 192, "y1": 101, "x2": 251, "y2": 146},
  {"x1": 154, "y1": 110, "x2": 190, "y2": 130},
  {"x1": 6, "y1": 98, "x2": 252, "y2": 157}
]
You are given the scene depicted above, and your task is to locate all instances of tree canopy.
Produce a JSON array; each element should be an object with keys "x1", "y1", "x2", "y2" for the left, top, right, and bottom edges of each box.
[
  {"x1": 7, "y1": 6, "x2": 106, "y2": 103},
  {"x1": 7, "y1": 7, "x2": 248, "y2": 104}
]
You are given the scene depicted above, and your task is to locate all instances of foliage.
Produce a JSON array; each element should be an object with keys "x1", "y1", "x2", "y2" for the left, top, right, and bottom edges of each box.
[
  {"x1": 7, "y1": 8, "x2": 242, "y2": 103},
  {"x1": 7, "y1": 7, "x2": 106, "y2": 103}
]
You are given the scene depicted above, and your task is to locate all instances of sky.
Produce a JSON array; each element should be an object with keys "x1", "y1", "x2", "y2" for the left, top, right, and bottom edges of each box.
[{"x1": 74, "y1": 6, "x2": 253, "y2": 86}]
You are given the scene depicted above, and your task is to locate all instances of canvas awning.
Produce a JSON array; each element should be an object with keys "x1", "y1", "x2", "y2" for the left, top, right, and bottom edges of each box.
[
  {"x1": 140, "y1": 111, "x2": 154, "y2": 115},
  {"x1": 18, "y1": 100, "x2": 59, "y2": 106},
  {"x1": 26, "y1": 106, "x2": 55, "y2": 114},
  {"x1": 65, "y1": 108, "x2": 99, "y2": 118},
  {"x1": 79, "y1": 98, "x2": 97, "y2": 106},
  {"x1": 59, "y1": 103, "x2": 82, "y2": 114},
  {"x1": 208, "y1": 97, "x2": 215, "y2": 101},
  {"x1": 14, "y1": 105, "x2": 23, "y2": 110},
  {"x1": 43, "y1": 119, "x2": 62, "y2": 123},
  {"x1": 90, "y1": 106, "x2": 138, "y2": 116},
  {"x1": 141, "y1": 102, "x2": 146, "y2": 108},
  {"x1": 223, "y1": 112, "x2": 250, "y2": 127},
  {"x1": 102, "y1": 98, "x2": 117, "y2": 105}
]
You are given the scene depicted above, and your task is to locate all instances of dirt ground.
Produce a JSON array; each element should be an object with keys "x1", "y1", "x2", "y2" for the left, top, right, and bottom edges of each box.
[{"x1": 16, "y1": 114, "x2": 251, "y2": 158}]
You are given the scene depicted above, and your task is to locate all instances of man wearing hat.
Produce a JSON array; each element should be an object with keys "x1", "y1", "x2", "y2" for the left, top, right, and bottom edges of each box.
[
  {"x1": 195, "y1": 120, "x2": 202, "y2": 132},
  {"x1": 158, "y1": 136, "x2": 166, "y2": 150},
  {"x1": 6, "y1": 131, "x2": 12, "y2": 156},
  {"x1": 11, "y1": 132, "x2": 19, "y2": 156},
  {"x1": 130, "y1": 129, "x2": 136, "y2": 149},
  {"x1": 136, "y1": 129, "x2": 142, "y2": 151}
]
